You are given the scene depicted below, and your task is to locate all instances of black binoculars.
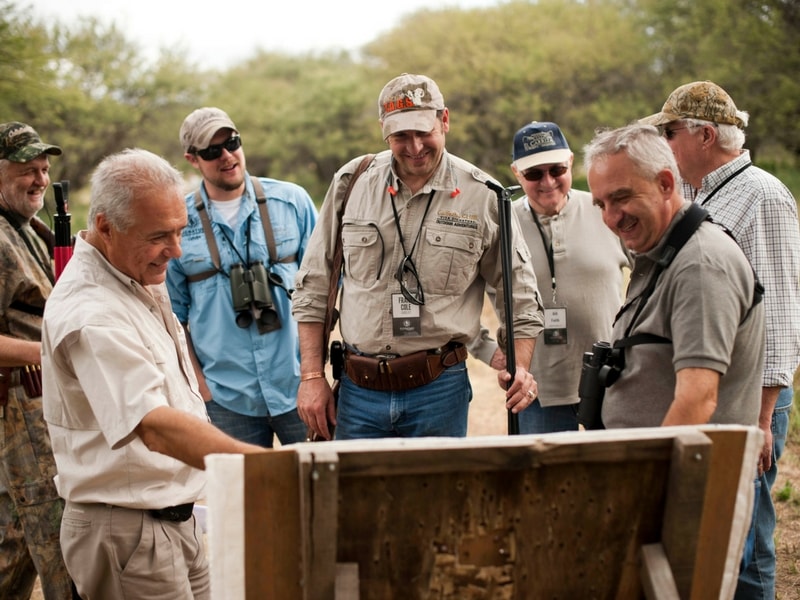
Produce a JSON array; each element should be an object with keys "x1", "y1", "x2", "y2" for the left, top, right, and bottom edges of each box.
[
  {"x1": 230, "y1": 261, "x2": 282, "y2": 334},
  {"x1": 577, "y1": 341, "x2": 624, "y2": 430}
]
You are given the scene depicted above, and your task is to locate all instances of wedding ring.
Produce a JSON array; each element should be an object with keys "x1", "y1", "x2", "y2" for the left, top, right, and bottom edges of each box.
[{"x1": 526, "y1": 389, "x2": 535, "y2": 399}]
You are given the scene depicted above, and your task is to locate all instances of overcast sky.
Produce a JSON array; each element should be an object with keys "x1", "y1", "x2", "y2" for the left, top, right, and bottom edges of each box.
[{"x1": 28, "y1": 0, "x2": 498, "y2": 69}]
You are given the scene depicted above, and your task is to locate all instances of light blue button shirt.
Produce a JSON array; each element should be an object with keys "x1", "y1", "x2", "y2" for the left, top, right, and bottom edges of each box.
[{"x1": 167, "y1": 174, "x2": 318, "y2": 417}]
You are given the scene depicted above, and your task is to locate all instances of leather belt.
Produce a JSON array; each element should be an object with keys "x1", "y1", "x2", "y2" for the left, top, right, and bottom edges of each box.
[
  {"x1": 344, "y1": 342, "x2": 467, "y2": 392},
  {"x1": 148, "y1": 502, "x2": 195, "y2": 522}
]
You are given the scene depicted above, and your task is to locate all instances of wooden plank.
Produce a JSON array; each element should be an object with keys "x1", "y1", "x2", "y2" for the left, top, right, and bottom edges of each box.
[
  {"x1": 295, "y1": 447, "x2": 340, "y2": 600},
  {"x1": 243, "y1": 450, "x2": 303, "y2": 599},
  {"x1": 640, "y1": 543, "x2": 680, "y2": 600},
  {"x1": 690, "y1": 427, "x2": 762, "y2": 600},
  {"x1": 331, "y1": 435, "x2": 680, "y2": 478},
  {"x1": 659, "y1": 430, "x2": 712, "y2": 598},
  {"x1": 206, "y1": 454, "x2": 246, "y2": 600}
]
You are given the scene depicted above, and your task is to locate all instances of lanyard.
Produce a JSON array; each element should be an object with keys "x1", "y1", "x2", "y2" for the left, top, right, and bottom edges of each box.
[
  {"x1": 530, "y1": 208, "x2": 557, "y2": 304},
  {"x1": 699, "y1": 162, "x2": 752, "y2": 206},
  {"x1": 390, "y1": 190, "x2": 435, "y2": 262},
  {"x1": 217, "y1": 214, "x2": 252, "y2": 270}
]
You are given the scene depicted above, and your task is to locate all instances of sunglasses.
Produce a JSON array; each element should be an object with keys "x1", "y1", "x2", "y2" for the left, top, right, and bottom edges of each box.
[
  {"x1": 395, "y1": 255, "x2": 425, "y2": 306},
  {"x1": 660, "y1": 124, "x2": 704, "y2": 140},
  {"x1": 195, "y1": 135, "x2": 242, "y2": 161},
  {"x1": 521, "y1": 164, "x2": 569, "y2": 182}
]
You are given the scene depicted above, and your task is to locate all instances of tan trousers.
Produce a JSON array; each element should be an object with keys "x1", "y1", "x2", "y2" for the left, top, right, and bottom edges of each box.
[{"x1": 62, "y1": 501, "x2": 209, "y2": 599}]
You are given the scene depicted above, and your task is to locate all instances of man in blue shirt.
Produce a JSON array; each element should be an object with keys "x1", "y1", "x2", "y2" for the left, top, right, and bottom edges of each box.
[{"x1": 167, "y1": 107, "x2": 318, "y2": 447}]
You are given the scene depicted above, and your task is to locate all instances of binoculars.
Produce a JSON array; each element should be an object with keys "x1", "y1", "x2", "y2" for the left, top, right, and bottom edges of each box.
[
  {"x1": 230, "y1": 261, "x2": 281, "y2": 334},
  {"x1": 577, "y1": 341, "x2": 624, "y2": 430}
]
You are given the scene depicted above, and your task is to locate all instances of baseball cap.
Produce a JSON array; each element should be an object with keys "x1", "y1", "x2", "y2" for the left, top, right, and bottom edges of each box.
[
  {"x1": 640, "y1": 81, "x2": 746, "y2": 128},
  {"x1": 0, "y1": 122, "x2": 62, "y2": 163},
  {"x1": 180, "y1": 107, "x2": 238, "y2": 153},
  {"x1": 378, "y1": 73, "x2": 445, "y2": 139},
  {"x1": 511, "y1": 122, "x2": 572, "y2": 172}
]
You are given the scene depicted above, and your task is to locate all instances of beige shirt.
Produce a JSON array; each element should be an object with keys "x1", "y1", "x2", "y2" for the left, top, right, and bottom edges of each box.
[
  {"x1": 42, "y1": 234, "x2": 207, "y2": 508},
  {"x1": 293, "y1": 150, "x2": 544, "y2": 355}
]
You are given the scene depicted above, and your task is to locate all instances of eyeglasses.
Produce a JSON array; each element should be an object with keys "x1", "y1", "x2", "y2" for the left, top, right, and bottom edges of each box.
[
  {"x1": 194, "y1": 135, "x2": 242, "y2": 161},
  {"x1": 521, "y1": 164, "x2": 569, "y2": 182},
  {"x1": 395, "y1": 255, "x2": 425, "y2": 306},
  {"x1": 661, "y1": 124, "x2": 702, "y2": 140}
]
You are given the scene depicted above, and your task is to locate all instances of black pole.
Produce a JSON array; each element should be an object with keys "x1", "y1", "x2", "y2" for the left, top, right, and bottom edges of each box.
[
  {"x1": 485, "y1": 180, "x2": 522, "y2": 435},
  {"x1": 53, "y1": 181, "x2": 72, "y2": 281}
]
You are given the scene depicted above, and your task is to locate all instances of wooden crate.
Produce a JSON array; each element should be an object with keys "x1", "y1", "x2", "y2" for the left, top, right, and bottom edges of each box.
[{"x1": 206, "y1": 425, "x2": 761, "y2": 600}]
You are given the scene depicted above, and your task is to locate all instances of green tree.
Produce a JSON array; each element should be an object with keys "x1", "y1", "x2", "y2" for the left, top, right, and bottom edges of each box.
[
  {"x1": 0, "y1": 2, "x2": 51, "y2": 123},
  {"x1": 203, "y1": 51, "x2": 377, "y2": 201},
  {"x1": 38, "y1": 18, "x2": 208, "y2": 190},
  {"x1": 632, "y1": 0, "x2": 800, "y2": 161},
  {"x1": 361, "y1": 0, "x2": 661, "y2": 180}
]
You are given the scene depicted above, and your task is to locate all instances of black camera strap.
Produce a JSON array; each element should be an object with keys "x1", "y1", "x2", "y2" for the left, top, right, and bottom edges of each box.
[
  {"x1": 614, "y1": 203, "x2": 709, "y2": 344},
  {"x1": 614, "y1": 202, "x2": 762, "y2": 351},
  {"x1": 187, "y1": 177, "x2": 297, "y2": 284}
]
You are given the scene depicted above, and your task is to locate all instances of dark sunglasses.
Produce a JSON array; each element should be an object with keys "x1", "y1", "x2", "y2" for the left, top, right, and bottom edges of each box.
[
  {"x1": 395, "y1": 255, "x2": 425, "y2": 306},
  {"x1": 521, "y1": 164, "x2": 569, "y2": 182},
  {"x1": 660, "y1": 124, "x2": 702, "y2": 140},
  {"x1": 195, "y1": 135, "x2": 242, "y2": 161}
]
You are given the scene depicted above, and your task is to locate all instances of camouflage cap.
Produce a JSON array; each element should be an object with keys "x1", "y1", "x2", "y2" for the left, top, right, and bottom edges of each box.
[
  {"x1": 180, "y1": 107, "x2": 238, "y2": 153},
  {"x1": 0, "y1": 122, "x2": 62, "y2": 163},
  {"x1": 640, "y1": 81, "x2": 746, "y2": 128},
  {"x1": 378, "y1": 73, "x2": 445, "y2": 140}
]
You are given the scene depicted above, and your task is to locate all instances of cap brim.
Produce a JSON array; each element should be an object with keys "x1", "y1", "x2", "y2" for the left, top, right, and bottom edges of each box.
[
  {"x1": 638, "y1": 111, "x2": 679, "y2": 127},
  {"x1": 513, "y1": 149, "x2": 571, "y2": 172},
  {"x1": 8, "y1": 143, "x2": 62, "y2": 163},
  {"x1": 381, "y1": 110, "x2": 437, "y2": 139}
]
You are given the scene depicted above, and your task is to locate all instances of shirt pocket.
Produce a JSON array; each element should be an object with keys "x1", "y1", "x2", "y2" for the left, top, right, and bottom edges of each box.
[
  {"x1": 419, "y1": 226, "x2": 482, "y2": 296},
  {"x1": 342, "y1": 222, "x2": 383, "y2": 287}
]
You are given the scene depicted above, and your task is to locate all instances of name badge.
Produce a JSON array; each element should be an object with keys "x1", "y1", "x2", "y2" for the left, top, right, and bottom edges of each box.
[
  {"x1": 543, "y1": 307, "x2": 567, "y2": 345},
  {"x1": 392, "y1": 293, "x2": 421, "y2": 336}
]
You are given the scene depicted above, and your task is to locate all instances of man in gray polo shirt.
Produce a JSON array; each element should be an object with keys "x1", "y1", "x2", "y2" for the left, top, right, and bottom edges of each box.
[{"x1": 584, "y1": 123, "x2": 763, "y2": 430}]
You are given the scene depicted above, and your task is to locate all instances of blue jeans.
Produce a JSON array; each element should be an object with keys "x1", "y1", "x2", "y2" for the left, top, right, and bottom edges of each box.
[
  {"x1": 735, "y1": 386, "x2": 793, "y2": 600},
  {"x1": 335, "y1": 363, "x2": 472, "y2": 439},
  {"x1": 204, "y1": 400, "x2": 307, "y2": 448},
  {"x1": 518, "y1": 399, "x2": 580, "y2": 434}
]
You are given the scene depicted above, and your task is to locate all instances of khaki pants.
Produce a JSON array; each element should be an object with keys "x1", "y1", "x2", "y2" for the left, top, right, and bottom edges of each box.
[
  {"x1": 62, "y1": 501, "x2": 210, "y2": 600},
  {"x1": 0, "y1": 384, "x2": 72, "y2": 600}
]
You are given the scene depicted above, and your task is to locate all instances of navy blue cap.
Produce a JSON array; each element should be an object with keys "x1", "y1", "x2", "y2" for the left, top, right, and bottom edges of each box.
[{"x1": 512, "y1": 121, "x2": 571, "y2": 171}]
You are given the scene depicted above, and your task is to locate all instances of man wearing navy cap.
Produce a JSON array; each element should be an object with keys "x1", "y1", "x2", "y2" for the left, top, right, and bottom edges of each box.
[{"x1": 473, "y1": 122, "x2": 630, "y2": 433}]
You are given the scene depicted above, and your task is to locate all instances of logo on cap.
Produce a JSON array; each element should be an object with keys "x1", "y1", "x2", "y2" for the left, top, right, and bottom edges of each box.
[
  {"x1": 522, "y1": 130, "x2": 558, "y2": 152},
  {"x1": 0, "y1": 121, "x2": 61, "y2": 163},
  {"x1": 382, "y1": 84, "x2": 433, "y2": 116}
]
